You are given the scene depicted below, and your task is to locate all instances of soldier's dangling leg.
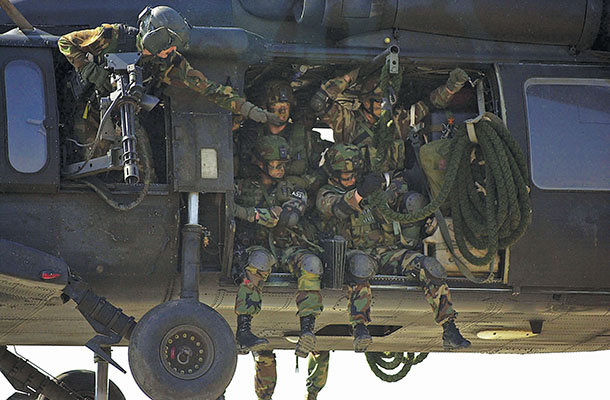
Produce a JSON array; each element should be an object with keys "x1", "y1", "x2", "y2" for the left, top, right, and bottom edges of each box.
[
  {"x1": 234, "y1": 246, "x2": 275, "y2": 351},
  {"x1": 379, "y1": 250, "x2": 470, "y2": 349},
  {"x1": 253, "y1": 350, "x2": 277, "y2": 400},
  {"x1": 345, "y1": 250, "x2": 377, "y2": 352},
  {"x1": 379, "y1": 249, "x2": 455, "y2": 324},
  {"x1": 306, "y1": 351, "x2": 330, "y2": 400},
  {"x1": 282, "y1": 247, "x2": 323, "y2": 357}
]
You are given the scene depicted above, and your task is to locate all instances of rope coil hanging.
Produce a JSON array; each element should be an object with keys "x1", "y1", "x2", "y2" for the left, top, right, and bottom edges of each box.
[
  {"x1": 365, "y1": 352, "x2": 428, "y2": 382},
  {"x1": 370, "y1": 112, "x2": 532, "y2": 268}
]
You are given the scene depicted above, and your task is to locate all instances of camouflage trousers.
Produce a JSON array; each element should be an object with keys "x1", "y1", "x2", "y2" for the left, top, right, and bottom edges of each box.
[
  {"x1": 235, "y1": 246, "x2": 323, "y2": 318},
  {"x1": 348, "y1": 248, "x2": 457, "y2": 327},
  {"x1": 306, "y1": 351, "x2": 330, "y2": 397},
  {"x1": 253, "y1": 350, "x2": 276, "y2": 400},
  {"x1": 253, "y1": 350, "x2": 330, "y2": 400}
]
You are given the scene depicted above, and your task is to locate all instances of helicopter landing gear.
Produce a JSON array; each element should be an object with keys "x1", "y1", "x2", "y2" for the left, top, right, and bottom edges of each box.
[
  {"x1": 128, "y1": 300, "x2": 237, "y2": 400},
  {"x1": 127, "y1": 193, "x2": 237, "y2": 399},
  {"x1": 39, "y1": 369, "x2": 125, "y2": 400}
]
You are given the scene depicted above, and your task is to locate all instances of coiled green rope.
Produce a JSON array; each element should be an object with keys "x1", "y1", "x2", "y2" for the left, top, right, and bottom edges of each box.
[
  {"x1": 365, "y1": 352, "x2": 428, "y2": 382},
  {"x1": 370, "y1": 112, "x2": 532, "y2": 266}
]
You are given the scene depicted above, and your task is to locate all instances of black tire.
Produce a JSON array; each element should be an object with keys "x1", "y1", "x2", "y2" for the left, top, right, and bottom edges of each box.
[
  {"x1": 128, "y1": 300, "x2": 237, "y2": 400},
  {"x1": 40, "y1": 369, "x2": 125, "y2": 400}
]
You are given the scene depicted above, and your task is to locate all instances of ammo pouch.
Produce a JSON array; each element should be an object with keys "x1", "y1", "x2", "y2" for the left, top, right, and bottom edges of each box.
[{"x1": 321, "y1": 236, "x2": 347, "y2": 289}]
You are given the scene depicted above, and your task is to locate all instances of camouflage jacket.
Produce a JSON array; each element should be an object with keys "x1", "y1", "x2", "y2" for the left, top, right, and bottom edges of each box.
[
  {"x1": 319, "y1": 70, "x2": 458, "y2": 172},
  {"x1": 233, "y1": 176, "x2": 317, "y2": 253},
  {"x1": 58, "y1": 24, "x2": 246, "y2": 113},
  {"x1": 315, "y1": 179, "x2": 420, "y2": 251},
  {"x1": 234, "y1": 121, "x2": 330, "y2": 179}
]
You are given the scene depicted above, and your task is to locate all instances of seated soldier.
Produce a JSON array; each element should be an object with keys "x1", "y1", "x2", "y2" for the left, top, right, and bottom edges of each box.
[
  {"x1": 315, "y1": 143, "x2": 471, "y2": 352},
  {"x1": 234, "y1": 79, "x2": 330, "y2": 189},
  {"x1": 233, "y1": 135, "x2": 324, "y2": 358}
]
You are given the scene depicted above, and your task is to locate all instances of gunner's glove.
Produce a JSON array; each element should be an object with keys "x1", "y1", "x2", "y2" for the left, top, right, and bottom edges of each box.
[
  {"x1": 446, "y1": 68, "x2": 469, "y2": 93},
  {"x1": 356, "y1": 173, "x2": 386, "y2": 198},
  {"x1": 241, "y1": 101, "x2": 283, "y2": 126},
  {"x1": 79, "y1": 62, "x2": 112, "y2": 93}
]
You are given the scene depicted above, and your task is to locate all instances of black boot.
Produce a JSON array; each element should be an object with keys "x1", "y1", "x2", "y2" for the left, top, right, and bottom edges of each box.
[
  {"x1": 295, "y1": 315, "x2": 317, "y2": 358},
  {"x1": 236, "y1": 314, "x2": 268, "y2": 353},
  {"x1": 352, "y1": 323, "x2": 373, "y2": 353},
  {"x1": 442, "y1": 320, "x2": 471, "y2": 350}
]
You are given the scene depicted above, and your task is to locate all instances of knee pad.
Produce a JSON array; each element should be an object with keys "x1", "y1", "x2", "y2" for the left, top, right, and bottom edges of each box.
[
  {"x1": 247, "y1": 248, "x2": 276, "y2": 272},
  {"x1": 346, "y1": 251, "x2": 378, "y2": 284},
  {"x1": 417, "y1": 256, "x2": 447, "y2": 283},
  {"x1": 301, "y1": 253, "x2": 323, "y2": 276}
]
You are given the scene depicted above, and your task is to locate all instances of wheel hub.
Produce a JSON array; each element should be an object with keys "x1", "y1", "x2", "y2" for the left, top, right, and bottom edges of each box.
[{"x1": 160, "y1": 324, "x2": 214, "y2": 379}]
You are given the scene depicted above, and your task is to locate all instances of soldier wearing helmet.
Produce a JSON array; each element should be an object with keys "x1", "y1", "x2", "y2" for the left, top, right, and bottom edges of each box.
[
  {"x1": 234, "y1": 79, "x2": 330, "y2": 185},
  {"x1": 232, "y1": 135, "x2": 324, "y2": 359},
  {"x1": 58, "y1": 5, "x2": 280, "y2": 134},
  {"x1": 314, "y1": 143, "x2": 471, "y2": 351},
  {"x1": 310, "y1": 67, "x2": 469, "y2": 172}
]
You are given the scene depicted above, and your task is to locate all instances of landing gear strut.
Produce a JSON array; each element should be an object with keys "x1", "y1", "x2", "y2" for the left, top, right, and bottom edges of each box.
[{"x1": 128, "y1": 192, "x2": 237, "y2": 400}]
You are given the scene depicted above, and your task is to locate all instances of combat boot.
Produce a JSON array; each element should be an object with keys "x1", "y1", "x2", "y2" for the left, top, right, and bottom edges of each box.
[
  {"x1": 352, "y1": 323, "x2": 373, "y2": 353},
  {"x1": 295, "y1": 315, "x2": 317, "y2": 357},
  {"x1": 236, "y1": 314, "x2": 268, "y2": 353},
  {"x1": 442, "y1": 320, "x2": 471, "y2": 350}
]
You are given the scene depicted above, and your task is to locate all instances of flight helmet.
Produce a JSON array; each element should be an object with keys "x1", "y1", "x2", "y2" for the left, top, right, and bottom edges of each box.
[{"x1": 138, "y1": 6, "x2": 192, "y2": 55}]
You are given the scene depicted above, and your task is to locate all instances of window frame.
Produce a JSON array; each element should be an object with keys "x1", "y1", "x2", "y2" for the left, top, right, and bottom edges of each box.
[
  {"x1": 4, "y1": 57, "x2": 49, "y2": 174},
  {"x1": 523, "y1": 77, "x2": 610, "y2": 192}
]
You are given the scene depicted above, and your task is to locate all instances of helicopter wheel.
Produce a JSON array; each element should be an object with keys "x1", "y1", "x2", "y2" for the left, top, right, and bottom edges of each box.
[
  {"x1": 128, "y1": 299, "x2": 237, "y2": 400},
  {"x1": 39, "y1": 369, "x2": 125, "y2": 400}
]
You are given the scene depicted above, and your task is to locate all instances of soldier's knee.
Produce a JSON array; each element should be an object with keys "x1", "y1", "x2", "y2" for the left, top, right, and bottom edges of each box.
[
  {"x1": 414, "y1": 255, "x2": 447, "y2": 284},
  {"x1": 247, "y1": 248, "x2": 276, "y2": 273},
  {"x1": 301, "y1": 254, "x2": 323, "y2": 276},
  {"x1": 346, "y1": 251, "x2": 378, "y2": 284}
]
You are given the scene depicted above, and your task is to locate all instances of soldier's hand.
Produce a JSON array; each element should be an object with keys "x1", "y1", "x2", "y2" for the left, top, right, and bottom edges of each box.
[
  {"x1": 241, "y1": 101, "x2": 283, "y2": 125},
  {"x1": 254, "y1": 206, "x2": 282, "y2": 228},
  {"x1": 446, "y1": 68, "x2": 469, "y2": 93},
  {"x1": 79, "y1": 62, "x2": 112, "y2": 93},
  {"x1": 356, "y1": 173, "x2": 386, "y2": 198}
]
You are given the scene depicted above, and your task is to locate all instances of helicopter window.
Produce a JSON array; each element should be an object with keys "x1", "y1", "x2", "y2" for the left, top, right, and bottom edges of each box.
[
  {"x1": 525, "y1": 78, "x2": 610, "y2": 191},
  {"x1": 4, "y1": 59, "x2": 47, "y2": 173}
]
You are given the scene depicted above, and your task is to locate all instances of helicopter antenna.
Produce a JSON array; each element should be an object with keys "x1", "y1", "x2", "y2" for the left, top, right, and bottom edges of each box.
[{"x1": 0, "y1": 0, "x2": 34, "y2": 32}]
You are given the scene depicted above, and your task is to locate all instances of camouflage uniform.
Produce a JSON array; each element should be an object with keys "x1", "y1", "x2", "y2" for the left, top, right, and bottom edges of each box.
[
  {"x1": 233, "y1": 173, "x2": 322, "y2": 318},
  {"x1": 315, "y1": 68, "x2": 466, "y2": 172},
  {"x1": 316, "y1": 180, "x2": 457, "y2": 327},
  {"x1": 234, "y1": 121, "x2": 329, "y2": 182},
  {"x1": 233, "y1": 135, "x2": 324, "y2": 355},
  {"x1": 252, "y1": 350, "x2": 330, "y2": 400},
  {"x1": 58, "y1": 24, "x2": 247, "y2": 113}
]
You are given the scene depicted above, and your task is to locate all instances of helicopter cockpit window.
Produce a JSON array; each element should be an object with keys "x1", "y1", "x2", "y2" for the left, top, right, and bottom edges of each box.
[
  {"x1": 525, "y1": 79, "x2": 610, "y2": 191},
  {"x1": 4, "y1": 59, "x2": 48, "y2": 173}
]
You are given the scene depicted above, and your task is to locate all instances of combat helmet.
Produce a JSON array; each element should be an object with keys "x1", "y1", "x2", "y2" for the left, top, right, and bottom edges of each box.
[
  {"x1": 264, "y1": 80, "x2": 295, "y2": 108},
  {"x1": 138, "y1": 6, "x2": 192, "y2": 55},
  {"x1": 323, "y1": 143, "x2": 363, "y2": 178},
  {"x1": 255, "y1": 135, "x2": 291, "y2": 162}
]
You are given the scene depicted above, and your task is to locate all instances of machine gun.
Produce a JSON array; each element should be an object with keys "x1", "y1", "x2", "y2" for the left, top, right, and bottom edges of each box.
[{"x1": 63, "y1": 52, "x2": 159, "y2": 183}]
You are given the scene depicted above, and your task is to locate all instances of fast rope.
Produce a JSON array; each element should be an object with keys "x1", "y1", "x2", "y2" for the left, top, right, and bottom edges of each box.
[
  {"x1": 369, "y1": 62, "x2": 405, "y2": 171},
  {"x1": 370, "y1": 112, "x2": 532, "y2": 267},
  {"x1": 365, "y1": 352, "x2": 428, "y2": 382}
]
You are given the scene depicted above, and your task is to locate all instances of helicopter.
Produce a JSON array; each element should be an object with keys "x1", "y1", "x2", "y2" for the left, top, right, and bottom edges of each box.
[{"x1": 0, "y1": 0, "x2": 609, "y2": 399}]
